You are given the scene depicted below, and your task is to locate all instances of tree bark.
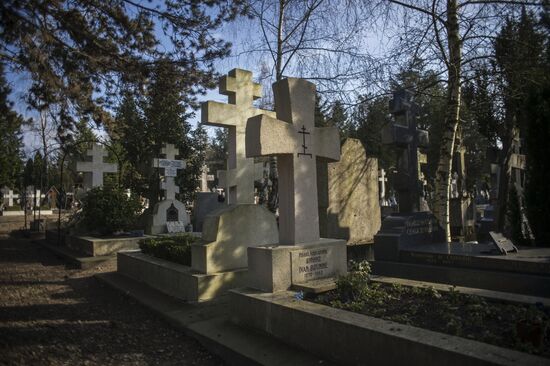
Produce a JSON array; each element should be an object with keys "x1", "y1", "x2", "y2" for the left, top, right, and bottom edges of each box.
[{"x1": 433, "y1": 0, "x2": 461, "y2": 242}]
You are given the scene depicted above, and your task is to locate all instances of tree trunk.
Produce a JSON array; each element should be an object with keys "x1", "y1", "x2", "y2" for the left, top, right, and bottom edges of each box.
[
  {"x1": 433, "y1": 0, "x2": 461, "y2": 242},
  {"x1": 268, "y1": 0, "x2": 286, "y2": 213}
]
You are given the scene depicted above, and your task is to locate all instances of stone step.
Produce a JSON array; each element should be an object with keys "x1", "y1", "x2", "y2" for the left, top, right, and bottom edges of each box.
[
  {"x1": 96, "y1": 272, "x2": 335, "y2": 366},
  {"x1": 292, "y1": 278, "x2": 337, "y2": 294},
  {"x1": 35, "y1": 240, "x2": 115, "y2": 269}
]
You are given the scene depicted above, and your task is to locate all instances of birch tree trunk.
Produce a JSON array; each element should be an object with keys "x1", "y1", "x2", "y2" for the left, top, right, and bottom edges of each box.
[{"x1": 433, "y1": 0, "x2": 461, "y2": 242}]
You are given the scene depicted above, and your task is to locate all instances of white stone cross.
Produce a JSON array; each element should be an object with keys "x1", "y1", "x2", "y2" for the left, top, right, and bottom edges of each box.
[
  {"x1": 152, "y1": 144, "x2": 186, "y2": 200},
  {"x1": 1, "y1": 188, "x2": 19, "y2": 207},
  {"x1": 246, "y1": 78, "x2": 340, "y2": 245},
  {"x1": 24, "y1": 187, "x2": 44, "y2": 207},
  {"x1": 201, "y1": 69, "x2": 276, "y2": 204},
  {"x1": 76, "y1": 144, "x2": 118, "y2": 188},
  {"x1": 378, "y1": 169, "x2": 388, "y2": 206},
  {"x1": 200, "y1": 164, "x2": 215, "y2": 192}
]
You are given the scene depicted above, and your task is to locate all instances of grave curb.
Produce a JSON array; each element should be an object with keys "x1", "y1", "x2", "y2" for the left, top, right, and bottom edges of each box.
[
  {"x1": 372, "y1": 260, "x2": 550, "y2": 297},
  {"x1": 117, "y1": 250, "x2": 249, "y2": 302},
  {"x1": 229, "y1": 288, "x2": 548, "y2": 366},
  {"x1": 95, "y1": 272, "x2": 333, "y2": 366}
]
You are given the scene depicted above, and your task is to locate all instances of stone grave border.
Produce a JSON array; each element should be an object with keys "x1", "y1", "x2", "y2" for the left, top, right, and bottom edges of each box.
[
  {"x1": 230, "y1": 288, "x2": 547, "y2": 366},
  {"x1": 118, "y1": 250, "x2": 249, "y2": 302}
]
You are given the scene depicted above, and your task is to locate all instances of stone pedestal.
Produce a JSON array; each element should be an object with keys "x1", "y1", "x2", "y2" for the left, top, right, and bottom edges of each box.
[
  {"x1": 191, "y1": 204, "x2": 278, "y2": 274},
  {"x1": 147, "y1": 199, "x2": 190, "y2": 235},
  {"x1": 247, "y1": 239, "x2": 347, "y2": 292}
]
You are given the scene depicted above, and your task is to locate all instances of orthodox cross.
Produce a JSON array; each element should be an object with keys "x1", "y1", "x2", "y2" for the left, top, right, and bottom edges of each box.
[
  {"x1": 246, "y1": 78, "x2": 340, "y2": 245},
  {"x1": 152, "y1": 144, "x2": 186, "y2": 201},
  {"x1": 382, "y1": 89, "x2": 429, "y2": 213},
  {"x1": 201, "y1": 69, "x2": 276, "y2": 204},
  {"x1": 76, "y1": 144, "x2": 118, "y2": 188},
  {"x1": 297, "y1": 125, "x2": 312, "y2": 158}
]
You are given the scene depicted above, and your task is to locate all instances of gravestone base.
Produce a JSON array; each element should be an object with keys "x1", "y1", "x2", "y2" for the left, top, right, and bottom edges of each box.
[
  {"x1": 247, "y1": 239, "x2": 347, "y2": 293},
  {"x1": 374, "y1": 211, "x2": 445, "y2": 262},
  {"x1": 191, "y1": 204, "x2": 278, "y2": 274},
  {"x1": 147, "y1": 199, "x2": 190, "y2": 235}
]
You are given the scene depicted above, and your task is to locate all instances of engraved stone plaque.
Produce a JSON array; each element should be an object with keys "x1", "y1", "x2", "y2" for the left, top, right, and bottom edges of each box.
[{"x1": 291, "y1": 246, "x2": 339, "y2": 284}]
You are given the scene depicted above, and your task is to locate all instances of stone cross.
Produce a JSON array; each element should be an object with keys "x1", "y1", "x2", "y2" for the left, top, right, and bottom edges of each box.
[
  {"x1": 378, "y1": 169, "x2": 388, "y2": 206},
  {"x1": 246, "y1": 78, "x2": 340, "y2": 245},
  {"x1": 1, "y1": 188, "x2": 18, "y2": 207},
  {"x1": 382, "y1": 89, "x2": 429, "y2": 213},
  {"x1": 507, "y1": 128, "x2": 534, "y2": 240},
  {"x1": 201, "y1": 69, "x2": 276, "y2": 204},
  {"x1": 76, "y1": 144, "x2": 118, "y2": 188},
  {"x1": 200, "y1": 164, "x2": 215, "y2": 192},
  {"x1": 152, "y1": 144, "x2": 186, "y2": 200},
  {"x1": 24, "y1": 187, "x2": 44, "y2": 207}
]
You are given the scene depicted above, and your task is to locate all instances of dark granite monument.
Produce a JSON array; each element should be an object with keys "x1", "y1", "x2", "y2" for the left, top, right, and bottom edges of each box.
[{"x1": 375, "y1": 89, "x2": 444, "y2": 261}]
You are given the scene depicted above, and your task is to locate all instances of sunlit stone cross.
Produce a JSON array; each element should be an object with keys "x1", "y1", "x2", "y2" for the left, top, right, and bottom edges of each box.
[
  {"x1": 201, "y1": 69, "x2": 275, "y2": 204},
  {"x1": 76, "y1": 144, "x2": 118, "y2": 188},
  {"x1": 152, "y1": 144, "x2": 186, "y2": 200},
  {"x1": 1, "y1": 188, "x2": 19, "y2": 207},
  {"x1": 200, "y1": 164, "x2": 215, "y2": 192},
  {"x1": 246, "y1": 78, "x2": 340, "y2": 245}
]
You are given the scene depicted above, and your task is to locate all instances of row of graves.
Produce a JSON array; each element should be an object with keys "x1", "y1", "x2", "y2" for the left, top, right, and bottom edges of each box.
[{"x1": 60, "y1": 69, "x2": 548, "y2": 365}]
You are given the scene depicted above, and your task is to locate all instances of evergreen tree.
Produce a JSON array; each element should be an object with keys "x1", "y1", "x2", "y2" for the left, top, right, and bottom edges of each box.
[
  {"x1": 114, "y1": 60, "x2": 203, "y2": 204},
  {"x1": 326, "y1": 101, "x2": 350, "y2": 140},
  {"x1": 0, "y1": 64, "x2": 24, "y2": 189},
  {"x1": 493, "y1": 10, "x2": 548, "y2": 235},
  {"x1": 1, "y1": 0, "x2": 247, "y2": 135}
]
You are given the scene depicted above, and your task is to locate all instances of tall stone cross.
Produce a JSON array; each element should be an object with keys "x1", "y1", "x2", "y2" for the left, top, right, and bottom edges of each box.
[
  {"x1": 200, "y1": 164, "x2": 215, "y2": 192},
  {"x1": 152, "y1": 144, "x2": 186, "y2": 200},
  {"x1": 76, "y1": 144, "x2": 118, "y2": 188},
  {"x1": 246, "y1": 78, "x2": 340, "y2": 245},
  {"x1": 201, "y1": 69, "x2": 275, "y2": 204},
  {"x1": 382, "y1": 89, "x2": 429, "y2": 213},
  {"x1": 378, "y1": 169, "x2": 388, "y2": 206},
  {"x1": 1, "y1": 187, "x2": 18, "y2": 207}
]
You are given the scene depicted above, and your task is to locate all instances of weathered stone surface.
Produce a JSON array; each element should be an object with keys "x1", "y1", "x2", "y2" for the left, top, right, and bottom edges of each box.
[
  {"x1": 191, "y1": 204, "x2": 278, "y2": 274},
  {"x1": 324, "y1": 138, "x2": 381, "y2": 244}
]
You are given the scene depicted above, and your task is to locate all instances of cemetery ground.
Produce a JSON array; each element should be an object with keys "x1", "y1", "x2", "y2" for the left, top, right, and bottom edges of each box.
[{"x1": 0, "y1": 235, "x2": 224, "y2": 366}]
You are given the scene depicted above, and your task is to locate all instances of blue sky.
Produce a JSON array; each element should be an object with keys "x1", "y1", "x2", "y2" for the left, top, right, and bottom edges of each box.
[{"x1": 7, "y1": 1, "x2": 388, "y2": 157}]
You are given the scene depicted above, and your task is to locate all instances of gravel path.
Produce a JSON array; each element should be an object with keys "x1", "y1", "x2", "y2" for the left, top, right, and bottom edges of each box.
[{"x1": 0, "y1": 236, "x2": 224, "y2": 366}]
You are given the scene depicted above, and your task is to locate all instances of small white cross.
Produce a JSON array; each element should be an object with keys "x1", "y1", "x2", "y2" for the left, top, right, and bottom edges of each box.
[
  {"x1": 378, "y1": 169, "x2": 388, "y2": 205},
  {"x1": 1, "y1": 188, "x2": 19, "y2": 207}
]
